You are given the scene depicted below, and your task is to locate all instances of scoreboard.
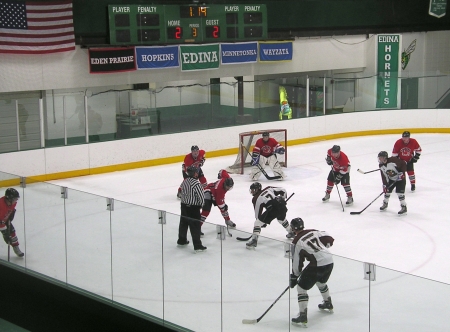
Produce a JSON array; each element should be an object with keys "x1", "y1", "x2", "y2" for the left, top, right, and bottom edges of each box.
[{"x1": 108, "y1": 4, "x2": 267, "y2": 45}]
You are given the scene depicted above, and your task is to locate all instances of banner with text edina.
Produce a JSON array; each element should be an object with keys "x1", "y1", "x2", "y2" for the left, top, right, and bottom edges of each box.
[
  {"x1": 376, "y1": 34, "x2": 400, "y2": 109},
  {"x1": 180, "y1": 44, "x2": 220, "y2": 71},
  {"x1": 89, "y1": 47, "x2": 136, "y2": 74}
]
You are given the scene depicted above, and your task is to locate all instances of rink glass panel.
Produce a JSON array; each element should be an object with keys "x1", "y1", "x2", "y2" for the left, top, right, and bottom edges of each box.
[
  {"x1": 370, "y1": 265, "x2": 450, "y2": 331},
  {"x1": 161, "y1": 212, "x2": 222, "y2": 331},
  {"x1": 64, "y1": 188, "x2": 113, "y2": 298},
  {"x1": 110, "y1": 199, "x2": 164, "y2": 319},
  {"x1": 22, "y1": 182, "x2": 67, "y2": 281}
]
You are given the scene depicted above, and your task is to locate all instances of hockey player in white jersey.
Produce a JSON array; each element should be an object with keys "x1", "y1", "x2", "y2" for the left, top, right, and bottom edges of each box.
[
  {"x1": 289, "y1": 218, "x2": 334, "y2": 327},
  {"x1": 246, "y1": 182, "x2": 295, "y2": 250}
]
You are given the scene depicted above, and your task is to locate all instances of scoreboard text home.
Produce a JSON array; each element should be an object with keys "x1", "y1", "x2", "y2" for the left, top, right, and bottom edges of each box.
[{"x1": 108, "y1": 4, "x2": 267, "y2": 45}]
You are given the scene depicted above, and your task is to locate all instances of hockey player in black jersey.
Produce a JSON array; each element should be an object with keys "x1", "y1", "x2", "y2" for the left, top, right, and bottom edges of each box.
[
  {"x1": 378, "y1": 151, "x2": 408, "y2": 215},
  {"x1": 246, "y1": 182, "x2": 294, "y2": 250}
]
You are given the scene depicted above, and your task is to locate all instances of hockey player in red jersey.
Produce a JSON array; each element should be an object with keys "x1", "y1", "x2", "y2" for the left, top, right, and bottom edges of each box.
[
  {"x1": 322, "y1": 145, "x2": 353, "y2": 205},
  {"x1": 177, "y1": 145, "x2": 207, "y2": 199},
  {"x1": 201, "y1": 169, "x2": 236, "y2": 229},
  {"x1": 392, "y1": 131, "x2": 422, "y2": 192},
  {"x1": 0, "y1": 188, "x2": 24, "y2": 257},
  {"x1": 378, "y1": 151, "x2": 408, "y2": 215},
  {"x1": 250, "y1": 132, "x2": 285, "y2": 180}
]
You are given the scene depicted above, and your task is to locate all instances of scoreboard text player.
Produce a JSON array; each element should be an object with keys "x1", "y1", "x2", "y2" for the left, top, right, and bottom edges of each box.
[{"x1": 108, "y1": 4, "x2": 267, "y2": 45}]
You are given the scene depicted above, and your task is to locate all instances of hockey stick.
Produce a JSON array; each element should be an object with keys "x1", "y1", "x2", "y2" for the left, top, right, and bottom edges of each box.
[
  {"x1": 350, "y1": 182, "x2": 395, "y2": 215},
  {"x1": 331, "y1": 168, "x2": 344, "y2": 212},
  {"x1": 236, "y1": 193, "x2": 295, "y2": 241},
  {"x1": 241, "y1": 143, "x2": 282, "y2": 180},
  {"x1": 357, "y1": 168, "x2": 380, "y2": 174},
  {"x1": 242, "y1": 285, "x2": 290, "y2": 324}
]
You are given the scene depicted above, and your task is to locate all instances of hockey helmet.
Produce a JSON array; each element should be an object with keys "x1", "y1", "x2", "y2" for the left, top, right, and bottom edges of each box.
[
  {"x1": 186, "y1": 165, "x2": 199, "y2": 177},
  {"x1": 224, "y1": 177, "x2": 234, "y2": 190},
  {"x1": 262, "y1": 132, "x2": 270, "y2": 137},
  {"x1": 5, "y1": 188, "x2": 20, "y2": 202},
  {"x1": 331, "y1": 145, "x2": 340, "y2": 153},
  {"x1": 249, "y1": 182, "x2": 262, "y2": 195},
  {"x1": 191, "y1": 145, "x2": 199, "y2": 151},
  {"x1": 378, "y1": 151, "x2": 388, "y2": 163},
  {"x1": 290, "y1": 218, "x2": 304, "y2": 231},
  {"x1": 402, "y1": 131, "x2": 410, "y2": 138}
]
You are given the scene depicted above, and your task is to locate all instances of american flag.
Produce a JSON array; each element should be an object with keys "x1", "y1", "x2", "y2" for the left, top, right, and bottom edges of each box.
[{"x1": 0, "y1": 0, "x2": 75, "y2": 54}]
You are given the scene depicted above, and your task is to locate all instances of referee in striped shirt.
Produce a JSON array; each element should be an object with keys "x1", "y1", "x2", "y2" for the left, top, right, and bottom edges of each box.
[{"x1": 177, "y1": 165, "x2": 206, "y2": 252}]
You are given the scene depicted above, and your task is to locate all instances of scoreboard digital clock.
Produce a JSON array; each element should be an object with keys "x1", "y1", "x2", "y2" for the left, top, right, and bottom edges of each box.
[{"x1": 108, "y1": 4, "x2": 267, "y2": 45}]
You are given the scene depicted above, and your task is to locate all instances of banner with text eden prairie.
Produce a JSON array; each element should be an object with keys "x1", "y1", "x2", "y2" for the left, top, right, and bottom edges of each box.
[
  {"x1": 180, "y1": 44, "x2": 219, "y2": 71},
  {"x1": 89, "y1": 47, "x2": 136, "y2": 74},
  {"x1": 259, "y1": 41, "x2": 293, "y2": 62}
]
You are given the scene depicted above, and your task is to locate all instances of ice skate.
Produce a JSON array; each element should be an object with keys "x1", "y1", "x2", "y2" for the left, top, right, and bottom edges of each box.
[
  {"x1": 246, "y1": 239, "x2": 258, "y2": 250},
  {"x1": 411, "y1": 184, "x2": 415, "y2": 192},
  {"x1": 177, "y1": 240, "x2": 189, "y2": 246},
  {"x1": 291, "y1": 309, "x2": 307, "y2": 327},
  {"x1": 398, "y1": 205, "x2": 407, "y2": 216},
  {"x1": 318, "y1": 297, "x2": 333, "y2": 312},
  {"x1": 346, "y1": 196, "x2": 354, "y2": 206},
  {"x1": 13, "y1": 246, "x2": 24, "y2": 257},
  {"x1": 380, "y1": 202, "x2": 388, "y2": 211},
  {"x1": 194, "y1": 245, "x2": 207, "y2": 253},
  {"x1": 225, "y1": 220, "x2": 236, "y2": 229},
  {"x1": 322, "y1": 193, "x2": 330, "y2": 202}
]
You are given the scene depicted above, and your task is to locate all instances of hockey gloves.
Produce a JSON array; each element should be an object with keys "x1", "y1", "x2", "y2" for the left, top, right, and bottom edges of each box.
[
  {"x1": 334, "y1": 173, "x2": 343, "y2": 184},
  {"x1": 326, "y1": 155, "x2": 333, "y2": 165},
  {"x1": 290, "y1": 274, "x2": 299, "y2": 288},
  {"x1": 8, "y1": 209, "x2": 16, "y2": 222},
  {"x1": 411, "y1": 153, "x2": 420, "y2": 163},
  {"x1": 275, "y1": 147, "x2": 285, "y2": 155},
  {"x1": 251, "y1": 153, "x2": 260, "y2": 166},
  {"x1": 1, "y1": 228, "x2": 10, "y2": 244}
]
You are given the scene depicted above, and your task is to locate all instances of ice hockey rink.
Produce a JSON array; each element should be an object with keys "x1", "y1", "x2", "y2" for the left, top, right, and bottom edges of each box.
[{"x1": 7, "y1": 133, "x2": 450, "y2": 331}]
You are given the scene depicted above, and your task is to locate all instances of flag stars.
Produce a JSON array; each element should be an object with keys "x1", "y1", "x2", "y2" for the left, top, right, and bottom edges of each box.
[{"x1": 0, "y1": 1, "x2": 27, "y2": 30}]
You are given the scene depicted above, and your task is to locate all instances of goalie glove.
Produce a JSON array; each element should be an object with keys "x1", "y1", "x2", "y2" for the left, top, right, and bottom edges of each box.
[
  {"x1": 334, "y1": 173, "x2": 343, "y2": 184},
  {"x1": 411, "y1": 153, "x2": 420, "y2": 163},
  {"x1": 275, "y1": 147, "x2": 285, "y2": 155},
  {"x1": 251, "y1": 153, "x2": 260, "y2": 166},
  {"x1": 326, "y1": 155, "x2": 333, "y2": 165}
]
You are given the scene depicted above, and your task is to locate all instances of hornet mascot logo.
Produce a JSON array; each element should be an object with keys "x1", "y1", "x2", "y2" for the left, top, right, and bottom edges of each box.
[{"x1": 401, "y1": 39, "x2": 416, "y2": 70}]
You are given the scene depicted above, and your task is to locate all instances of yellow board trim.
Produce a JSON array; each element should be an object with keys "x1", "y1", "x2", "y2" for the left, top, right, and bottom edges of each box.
[{"x1": 0, "y1": 129, "x2": 449, "y2": 187}]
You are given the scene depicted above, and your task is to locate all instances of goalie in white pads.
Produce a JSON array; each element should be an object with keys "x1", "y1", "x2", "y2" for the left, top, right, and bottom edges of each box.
[
  {"x1": 250, "y1": 132, "x2": 285, "y2": 180},
  {"x1": 289, "y1": 218, "x2": 334, "y2": 327},
  {"x1": 246, "y1": 182, "x2": 294, "y2": 250}
]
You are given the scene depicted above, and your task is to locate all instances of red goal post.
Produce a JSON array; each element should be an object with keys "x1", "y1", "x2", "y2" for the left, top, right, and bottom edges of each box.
[{"x1": 226, "y1": 129, "x2": 287, "y2": 174}]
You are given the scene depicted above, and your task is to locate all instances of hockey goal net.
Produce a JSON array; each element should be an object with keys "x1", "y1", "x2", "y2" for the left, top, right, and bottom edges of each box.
[{"x1": 226, "y1": 129, "x2": 287, "y2": 174}]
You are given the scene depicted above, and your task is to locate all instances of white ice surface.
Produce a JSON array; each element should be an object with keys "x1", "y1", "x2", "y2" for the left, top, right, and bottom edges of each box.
[{"x1": 43, "y1": 133, "x2": 450, "y2": 331}]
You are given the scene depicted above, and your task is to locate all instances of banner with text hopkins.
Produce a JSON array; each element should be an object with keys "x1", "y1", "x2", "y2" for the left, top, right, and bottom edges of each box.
[
  {"x1": 376, "y1": 34, "x2": 401, "y2": 109},
  {"x1": 135, "y1": 46, "x2": 180, "y2": 70}
]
